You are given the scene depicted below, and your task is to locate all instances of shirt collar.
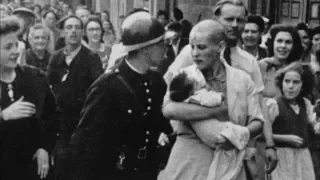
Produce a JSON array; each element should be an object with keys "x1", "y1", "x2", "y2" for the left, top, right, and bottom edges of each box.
[
  {"x1": 64, "y1": 45, "x2": 82, "y2": 58},
  {"x1": 125, "y1": 59, "x2": 144, "y2": 74}
]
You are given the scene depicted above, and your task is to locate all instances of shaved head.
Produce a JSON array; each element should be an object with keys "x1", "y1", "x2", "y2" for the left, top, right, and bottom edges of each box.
[{"x1": 190, "y1": 19, "x2": 226, "y2": 44}]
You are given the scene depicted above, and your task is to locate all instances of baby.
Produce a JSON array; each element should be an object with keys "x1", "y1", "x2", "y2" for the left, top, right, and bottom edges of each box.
[
  {"x1": 169, "y1": 71, "x2": 225, "y2": 108},
  {"x1": 169, "y1": 67, "x2": 256, "y2": 180},
  {"x1": 169, "y1": 70, "x2": 249, "y2": 148}
]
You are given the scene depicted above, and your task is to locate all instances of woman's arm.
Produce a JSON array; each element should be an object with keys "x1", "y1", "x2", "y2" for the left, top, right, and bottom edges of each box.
[
  {"x1": 273, "y1": 134, "x2": 290, "y2": 143},
  {"x1": 162, "y1": 90, "x2": 228, "y2": 121},
  {"x1": 163, "y1": 101, "x2": 228, "y2": 121},
  {"x1": 190, "y1": 119, "x2": 228, "y2": 148},
  {"x1": 245, "y1": 76, "x2": 264, "y2": 136},
  {"x1": 273, "y1": 134, "x2": 304, "y2": 148}
]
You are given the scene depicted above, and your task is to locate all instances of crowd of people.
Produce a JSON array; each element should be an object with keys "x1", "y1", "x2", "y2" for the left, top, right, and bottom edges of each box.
[{"x1": 0, "y1": 0, "x2": 320, "y2": 180}]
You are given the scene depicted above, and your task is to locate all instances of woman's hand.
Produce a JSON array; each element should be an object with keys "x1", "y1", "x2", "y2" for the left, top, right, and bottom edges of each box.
[
  {"x1": 314, "y1": 122, "x2": 320, "y2": 134},
  {"x1": 1, "y1": 96, "x2": 36, "y2": 121},
  {"x1": 158, "y1": 132, "x2": 170, "y2": 146},
  {"x1": 33, "y1": 149, "x2": 49, "y2": 179},
  {"x1": 285, "y1": 135, "x2": 304, "y2": 147},
  {"x1": 265, "y1": 148, "x2": 278, "y2": 174}
]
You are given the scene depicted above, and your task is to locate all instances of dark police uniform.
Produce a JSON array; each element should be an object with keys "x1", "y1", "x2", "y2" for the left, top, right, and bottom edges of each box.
[{"x1": 68, "y1": 58, "x2": 172, "y2": 180}]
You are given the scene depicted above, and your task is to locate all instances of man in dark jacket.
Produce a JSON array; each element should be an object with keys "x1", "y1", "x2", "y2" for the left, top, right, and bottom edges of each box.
[
  {"x1": 158, "y1": 21, "x2": 189, "y2": 75},
  {"x1": 47, "y1": 15, "x2": 103, "y2": 180},
  {"x1": 68, "y1": 11, "x2": 173, "y2": 180}
]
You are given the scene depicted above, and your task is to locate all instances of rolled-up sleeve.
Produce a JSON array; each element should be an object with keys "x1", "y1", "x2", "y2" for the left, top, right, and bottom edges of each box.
[
  {"x1": 265, "y1": 98, "x2": 279, "y2": 124},
  {"x1": 251, "y1": 58, "x2": 265, "y2": 93}
]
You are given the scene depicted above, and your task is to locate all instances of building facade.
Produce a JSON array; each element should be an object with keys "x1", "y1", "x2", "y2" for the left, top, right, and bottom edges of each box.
[{"x1": 250, "y1": 0, "x2": 320, "y2": 27}]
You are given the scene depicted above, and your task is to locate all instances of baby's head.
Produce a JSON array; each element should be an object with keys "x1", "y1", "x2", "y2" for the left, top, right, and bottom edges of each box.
[{"x1": 169, "y1": 72, "x2": 195, "y2": 102}]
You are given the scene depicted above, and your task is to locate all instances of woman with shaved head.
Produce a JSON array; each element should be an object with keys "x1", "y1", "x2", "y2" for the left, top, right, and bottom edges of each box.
[{"x1": 159, "y1": 19, "x2": 263, "y2": 180}]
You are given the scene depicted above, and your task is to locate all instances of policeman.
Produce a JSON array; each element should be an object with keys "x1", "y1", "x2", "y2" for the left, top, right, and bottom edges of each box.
[{"x1": 67, "y1": 11, "x2": 173, "y2": 180}]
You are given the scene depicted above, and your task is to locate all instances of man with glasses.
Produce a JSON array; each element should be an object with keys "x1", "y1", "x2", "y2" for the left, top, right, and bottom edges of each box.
[{"x1": 47, "y1": 15, "x2": 103, "y2": 180}]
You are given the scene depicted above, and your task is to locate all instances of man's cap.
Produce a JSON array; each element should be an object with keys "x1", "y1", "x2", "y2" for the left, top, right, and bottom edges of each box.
[{"x1": 13, "y1": 7, "x2": 35, "y2": 17}]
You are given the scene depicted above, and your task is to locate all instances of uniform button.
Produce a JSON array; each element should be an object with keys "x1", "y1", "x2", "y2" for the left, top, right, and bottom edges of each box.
[
  {"x1": 146, "y1": 139, "x2": 149, "y2": 143},
  {"x1": 146, "y1": 89, "x2": 150, "y2": 93},
  {"x1": 148, "y1": 98, "x2": 152, "y2": 102},
  {"x1": 147, "y1": 106, "x2": 151, "y2": 110},
  {"x1": 128, "y1": 109, "x2": 132, "y2": 114},
  {"x1": 144, "y1": 82, "x2": 148, "y2": 86},
  {"x1": 134, "y1": 168, "x2": 137, "y2": 171},
  {"x1": 146, "y1": 131, "x2": 150, "y2": 135}
]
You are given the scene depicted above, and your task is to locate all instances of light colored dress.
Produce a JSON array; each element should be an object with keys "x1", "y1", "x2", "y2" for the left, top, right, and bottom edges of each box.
[
  {"x1": 267, "y1": 97, "x2": 317, "y2": 180},
  {"x1": 158, "y1": 59, "x2": 263, "y2": 180}
]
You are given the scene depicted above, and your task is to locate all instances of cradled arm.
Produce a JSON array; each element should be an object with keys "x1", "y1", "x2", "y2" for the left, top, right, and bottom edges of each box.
[
  {"x1": 162, "y1": 97, "x2": 228, "y2": 121},
  {"x1": 190, "y1": 120, "x2": 229, "y2": 149}
]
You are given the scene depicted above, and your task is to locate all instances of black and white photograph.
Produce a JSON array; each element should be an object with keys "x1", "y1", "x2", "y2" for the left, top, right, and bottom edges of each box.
[{"x1": 0, "y1": 0, "x2": 320, "y2": 180}]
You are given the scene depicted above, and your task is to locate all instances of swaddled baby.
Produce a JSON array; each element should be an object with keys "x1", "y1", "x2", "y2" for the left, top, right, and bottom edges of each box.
[
  {"x1": 169, "y1": 66, "x2": 253, "y2": 180},
  {"x1": 169, "y1": 70, "x2": 244, "y2": 147}
]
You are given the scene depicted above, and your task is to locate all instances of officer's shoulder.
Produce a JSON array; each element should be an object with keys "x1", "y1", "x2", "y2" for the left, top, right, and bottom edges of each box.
[{"x1": 95, "y1": 68, "x2": 121, "y2": 84}]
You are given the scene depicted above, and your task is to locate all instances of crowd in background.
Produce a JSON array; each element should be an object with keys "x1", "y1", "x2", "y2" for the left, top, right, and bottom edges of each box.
[{"x1": 0, "y1": 0, "x2": 320, "y2": 180}]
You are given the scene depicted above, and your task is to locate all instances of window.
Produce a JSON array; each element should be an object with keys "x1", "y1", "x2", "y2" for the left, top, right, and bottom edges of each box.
[
  {"x1": 282, "y1": 0, "x2": 290, "y2": 17},
  {"x1": 291, "y1": 1, "x2": 300, "y2": 19},
  {"x1": 310, "y1": 2, "x2": 320, "y2": 20}
]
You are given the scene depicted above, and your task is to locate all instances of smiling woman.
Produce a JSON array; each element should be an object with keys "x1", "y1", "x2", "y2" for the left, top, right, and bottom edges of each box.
[
  {"x1": 82, "y1": 17, "x2": 111, "y2": 69},
  {"x1": 259, "y1": 24, "x2": 303, "y2": 98},
  {"x1": 0, "y1": 16, "x2": 57, "y2": 180}
]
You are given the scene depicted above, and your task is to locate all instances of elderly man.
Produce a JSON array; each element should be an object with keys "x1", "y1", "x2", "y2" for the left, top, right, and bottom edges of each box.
[
  {"x1": 159, "y1": 19, "x2": 263, "y2": 180},
  {"x1": 67, "y1": 11, "x2": 173, "y2": 180},
  {"x1": 163, "y1": 0, "x2": 278, "y2": 176},
  {"x1": 26, "y1": 23, "x2": 52, "y2": 72}
]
